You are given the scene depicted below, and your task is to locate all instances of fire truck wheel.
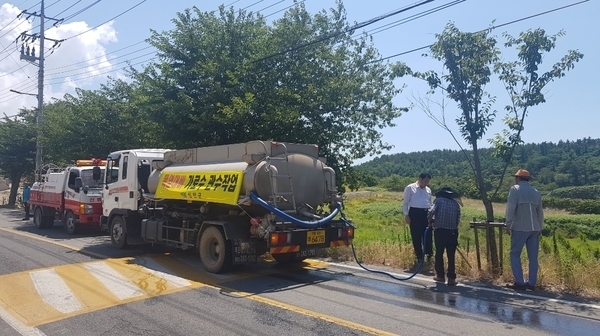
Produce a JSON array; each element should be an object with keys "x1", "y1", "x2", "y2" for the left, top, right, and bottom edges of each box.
[
  {"x1": 43, "y1": 210, "x2": 55, "y2": 229},
  {"x1": 64, "y1": 211, "x2": 77, "y2": 235},
  {"x1": 33, "y1": 207, "x2": 44, "y2": 229},
  {"x1": 110, "y1": 216, "x2": 128, "y2": 249},
  {"x1": 199, "y1": 226, "x2": 232, "y2": 274}
]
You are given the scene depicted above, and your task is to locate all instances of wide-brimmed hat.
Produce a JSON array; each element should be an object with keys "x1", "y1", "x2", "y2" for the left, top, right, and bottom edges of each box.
[
  {"x1": 513, "y1": 169, "x2": 532, "y2": 178},
  {"x1": 435, "y1": 187, "x2": 463, "y2": 206},
  {"x1": 435, "y1": 186, "x2": 456, "y2": 196}
]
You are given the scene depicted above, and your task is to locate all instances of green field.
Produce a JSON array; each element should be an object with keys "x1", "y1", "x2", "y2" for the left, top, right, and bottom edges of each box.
[{"x1": 340, "y1": 190, "x2": 600, "y2": 297}]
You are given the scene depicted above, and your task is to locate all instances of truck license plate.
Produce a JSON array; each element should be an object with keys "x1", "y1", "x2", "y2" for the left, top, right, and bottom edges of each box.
[{"x1": 306, "y1": 230, "x2": 325, "y2": 245}]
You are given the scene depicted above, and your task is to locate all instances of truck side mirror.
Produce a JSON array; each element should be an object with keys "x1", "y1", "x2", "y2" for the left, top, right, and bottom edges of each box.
[
  {"x1": 75, "y1": 177, "x2": 83, "y2": 192},
  {"x1": 92, "y1": 166, "x2": 101, "y2": 181}
]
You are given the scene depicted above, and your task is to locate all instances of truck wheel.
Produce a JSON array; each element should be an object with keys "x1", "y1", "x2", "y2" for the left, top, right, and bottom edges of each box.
[
  {"x1": 42, "y1": 208, "x2": 55, "y2": 229},
  {"x1": 33, "y1": 207, "x2": 44, "y2": 229},
  {"x1": 199, "y1": 226, "x2": 232, "y2": 274},
  {"x1": 63, "y1": 211, "x2": 77, "y2": 235},
  {"x1": 110, "y1": 216, "x2": 128, "y2": 249}
]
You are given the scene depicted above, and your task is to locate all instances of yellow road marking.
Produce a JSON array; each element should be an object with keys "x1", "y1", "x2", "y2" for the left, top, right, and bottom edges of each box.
[
  {"x1": 226, "y1": 289, "x2": 398, "y2": 336},
  {"x1": 0, "y1": 227, "x2": 396, "y2": 334},
  {"x1": 54, "y1": 264, "x2": 121, "y2": 307},
  {"x1": 0, "y1": 271, "x2": 59, "y2": 326}
]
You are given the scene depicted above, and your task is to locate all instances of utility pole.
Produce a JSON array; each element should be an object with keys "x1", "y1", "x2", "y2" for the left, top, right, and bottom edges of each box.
[{"x1": 16, "y1": 0, "x2": 63, "y2": 178}]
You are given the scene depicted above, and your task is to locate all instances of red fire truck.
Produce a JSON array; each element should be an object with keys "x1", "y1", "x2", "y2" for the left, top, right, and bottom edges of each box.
[{"x1": 29, "y1": 159, "x2": 105, "y2": 234}]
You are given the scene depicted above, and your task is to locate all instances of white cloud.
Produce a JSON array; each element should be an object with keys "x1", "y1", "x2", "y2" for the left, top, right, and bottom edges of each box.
[{"x1": 0, "y1": 3, "x2": 119, "y2": 116}]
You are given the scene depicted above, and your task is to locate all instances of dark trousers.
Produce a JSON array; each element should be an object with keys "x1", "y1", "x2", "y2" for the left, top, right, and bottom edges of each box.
[
  {"x1": 434, "y1": 228, "x2": 458, "y2": 280},
  {"x1": 24, "y1": 202, "x2": 30, "y2": 219},
  {"x1": 409, "y1": 207, "x2": 432, "y2": 260}
]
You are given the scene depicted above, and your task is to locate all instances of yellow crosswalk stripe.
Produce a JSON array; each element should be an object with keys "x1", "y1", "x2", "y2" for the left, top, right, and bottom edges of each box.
[{"x1": 0, "y1": 256, "x2": 207, "y2": 327}]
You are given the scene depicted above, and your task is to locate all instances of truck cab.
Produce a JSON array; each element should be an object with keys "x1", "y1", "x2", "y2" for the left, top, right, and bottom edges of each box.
[{"x1": 100, "y1": 149, "x2": 170, "y2": 245}]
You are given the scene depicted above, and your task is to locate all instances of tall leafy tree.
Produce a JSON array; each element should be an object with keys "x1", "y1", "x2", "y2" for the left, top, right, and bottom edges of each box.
[
  {"x1": 0, "y1": 109, "x2": 37, "y2": 205},
  {"x1": 394, "y1": 23, "x2": 583, "y2": 273},
  {"x1": 132, "y1": 1, "x2": 405, "y2": 187},
  {"x1": 42, "y1": 78, "x2": 160, "y2": 164}
]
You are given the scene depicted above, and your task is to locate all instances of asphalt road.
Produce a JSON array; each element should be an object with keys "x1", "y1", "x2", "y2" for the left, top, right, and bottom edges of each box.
[{"x1": 0, "y1": 207, "x2": 599, "y2": 336}]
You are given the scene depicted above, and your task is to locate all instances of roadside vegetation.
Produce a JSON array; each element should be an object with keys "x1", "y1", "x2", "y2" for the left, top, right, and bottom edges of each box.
[{"x1": 329, "y1": 190, "x2": 600, "y2": 298}]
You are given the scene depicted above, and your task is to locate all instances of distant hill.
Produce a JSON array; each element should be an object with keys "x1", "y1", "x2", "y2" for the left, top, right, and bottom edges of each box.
[{"x1": 357, "y1": 137, "x2": 600, "y2": 195}]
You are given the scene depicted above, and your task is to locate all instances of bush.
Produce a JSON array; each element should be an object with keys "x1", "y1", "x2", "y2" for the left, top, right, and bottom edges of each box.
[
  {"x1": 542, "y1": 214, "x2": 600, "y2": 240},
  {"x1": 549, "y1": 185, "x2": 600, "y2": 200},
  {"x1": 543, "y1": 196, "x2": 600, "y2": 214}
]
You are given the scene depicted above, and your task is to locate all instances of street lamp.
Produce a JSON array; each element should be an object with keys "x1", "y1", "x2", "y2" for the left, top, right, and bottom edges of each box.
[{"x1": 10, "y1": 88, "x2": 42, "y2": 178}]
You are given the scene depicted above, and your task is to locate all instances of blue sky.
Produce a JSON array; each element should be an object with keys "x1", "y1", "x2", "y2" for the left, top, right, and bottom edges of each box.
[{"x1": 0, "y1": 0, "x2": 597, "y2": 163}]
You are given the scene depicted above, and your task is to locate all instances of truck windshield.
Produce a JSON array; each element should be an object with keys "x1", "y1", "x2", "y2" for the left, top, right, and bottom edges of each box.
[{"x1": 81, "y1": 168, "x2": 105, "y2": 188}]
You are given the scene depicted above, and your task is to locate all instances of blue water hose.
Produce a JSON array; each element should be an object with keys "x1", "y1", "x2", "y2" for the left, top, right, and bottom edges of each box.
[{"x1": 249, "y1": 191, "x2": 341, "y2": 228}]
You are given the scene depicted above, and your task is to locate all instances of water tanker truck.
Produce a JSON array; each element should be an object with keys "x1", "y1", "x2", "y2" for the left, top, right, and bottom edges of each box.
[{"x1": 100, "y1": 141, "x2": 354, "y2": 273}]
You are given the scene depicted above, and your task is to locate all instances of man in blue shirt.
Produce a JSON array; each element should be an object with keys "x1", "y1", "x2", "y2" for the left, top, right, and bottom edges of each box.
[
  {"x1": 428, "y1": 187, "x2": 462, "y2": 286},
  {"x1": 22, "y1": 185, "x2": 31, "y2": 220}
]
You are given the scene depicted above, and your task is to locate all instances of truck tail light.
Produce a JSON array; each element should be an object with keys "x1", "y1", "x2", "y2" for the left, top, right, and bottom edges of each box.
[
  {"x1": 270, "y1": 232, "x2": 291, "y2": 245},
  {"x1": 338, "y1": 227, "x2": 354, "y2": 238}
]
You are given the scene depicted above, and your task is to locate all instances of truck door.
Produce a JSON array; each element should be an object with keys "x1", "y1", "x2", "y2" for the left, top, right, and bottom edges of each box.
[{"x1": 103, "y1": 153, "x2": 137, "y2": 215}]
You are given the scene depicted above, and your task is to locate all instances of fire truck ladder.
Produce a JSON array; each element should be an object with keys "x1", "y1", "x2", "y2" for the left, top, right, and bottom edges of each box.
[{"x1": 265, "y1": 143, "x2": 297, "y2": 213}]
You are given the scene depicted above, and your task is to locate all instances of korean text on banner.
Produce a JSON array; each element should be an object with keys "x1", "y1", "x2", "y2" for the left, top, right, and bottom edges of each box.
[{"x1": 155, "y1": 171, "x2": 244, "y2": 205}]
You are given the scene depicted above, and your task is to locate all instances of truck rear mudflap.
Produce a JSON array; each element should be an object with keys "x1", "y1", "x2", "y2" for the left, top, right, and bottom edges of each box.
[{"x1": 268, "y1": 225, "x2": 354, "y2": 261}]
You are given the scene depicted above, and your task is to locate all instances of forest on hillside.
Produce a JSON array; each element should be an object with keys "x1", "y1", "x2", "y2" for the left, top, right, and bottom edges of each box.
[{"x1": 356, "y1": 137, "x2": 600, "y2": 204}]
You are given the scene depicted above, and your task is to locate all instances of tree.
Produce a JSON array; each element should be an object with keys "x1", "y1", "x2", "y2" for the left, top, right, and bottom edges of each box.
[
  {"x1": 42, "y1": 78, "x2": 160, "y2": 164},
  {"x1": 132, "y1": 1, "x2": 405, "y2": 188},
  {"x1": 0, "y1": 109, "x2": 37, "y2": 205},
  {"x1": 394, "y1": 23, "x2": 583, "y2": 273}
]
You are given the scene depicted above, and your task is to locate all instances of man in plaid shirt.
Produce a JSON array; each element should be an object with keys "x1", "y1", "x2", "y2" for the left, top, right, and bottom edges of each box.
[{"x1": 428, "y1": 187, "x2": 462, "y2": 286}]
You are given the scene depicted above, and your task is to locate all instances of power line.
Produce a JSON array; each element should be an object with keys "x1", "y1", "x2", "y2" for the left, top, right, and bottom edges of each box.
[
  {"x1": 46, "y1": 41, "x2": 150, "y2": 70},
  {"x1": 253, "y1": 0, "x2": 434, "y2": 63},
  {"x1": 257, "y1": 0, "x2": 285, "y2": 13},
  {"x1": 362, "y1": 0, "x2": 465, "y2": 37},
  {"x1": 62, "y1": 0, "x2": 102, "y2": 22},
  {"x1": 46, "y1": 50, "x2": 155, "y2": 77},
  {"x1": 263, "y1": 0, "x2": 307, "y2": 18},
  {"x1": 54, "y1": 0, "x2": 83, "y2": 17},
  {"x1": 62, "y1": 0, "x2": 146, "y2": 40},
  {"x1": 27, "y1": 0, "x2": 102, "y2": 35},
  {"x1": 371, "y1": 0, "x2": 590, "y2": 64},
  {"x1": 46, "y1": 0, "x2": 61, "y2": 9},
  {"x1": 0, "y1": 56, "x2": 158, "y2": 102},
  {"x1": 242, "y1": 0, "x2": 266, "y2": 11}
]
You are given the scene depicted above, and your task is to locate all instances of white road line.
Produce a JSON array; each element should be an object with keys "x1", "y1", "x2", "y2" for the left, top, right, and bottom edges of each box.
[
  {"x1": 323, "y1": 260, "x2": 600, "y2": 310},
  {"x1": 29, "y1": 269, "x2": 83, "y2": 314},
  {"x1": 134, "y1": 257, "x2": 191, "y2": 288},
  {"x1": 84, "y1": 262, "x2": 144, "y2": 300},
  {"x1": 0, "y1": 305, "x2": 46, "y2": 336}
]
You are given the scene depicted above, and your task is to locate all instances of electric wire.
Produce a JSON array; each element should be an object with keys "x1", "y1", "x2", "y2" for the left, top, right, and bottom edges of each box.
[
  {"x1": 256, "y1": 0, "x2": 285, "y2": 13},
  {"x1": 252, "y1": 0, "x2": 434, "y2": 63},
  {"x1": 7, "y1": 0, "x2": 588, "y2": 100},
  {"x1": 61, "y1": 0, "x2": 146, "y2": 40},
  {"x1": 371, "y1": 0, "x2": 590, "y2": 64}
]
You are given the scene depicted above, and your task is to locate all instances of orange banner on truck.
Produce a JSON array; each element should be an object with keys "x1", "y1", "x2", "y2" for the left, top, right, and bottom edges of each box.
[{"x1": 155, "y1": 171, "x2": 244, "y2": 205}]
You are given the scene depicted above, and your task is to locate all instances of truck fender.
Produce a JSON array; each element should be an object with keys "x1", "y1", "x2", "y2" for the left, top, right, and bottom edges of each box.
[
  {"x1": 107, "y1": 209, "x2": 133, "y2": 233},
  {"x1": 198, "y1": 219, "x2": 249, "y2": 242}
]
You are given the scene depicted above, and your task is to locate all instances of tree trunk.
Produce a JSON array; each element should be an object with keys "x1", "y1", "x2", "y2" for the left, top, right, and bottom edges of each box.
[
  {"x1": 8, "y1": 171, "x2": 22, "y2": 206},
  {"x1": 471, "y1": 140, "x2": 500, "y2": 275}
]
